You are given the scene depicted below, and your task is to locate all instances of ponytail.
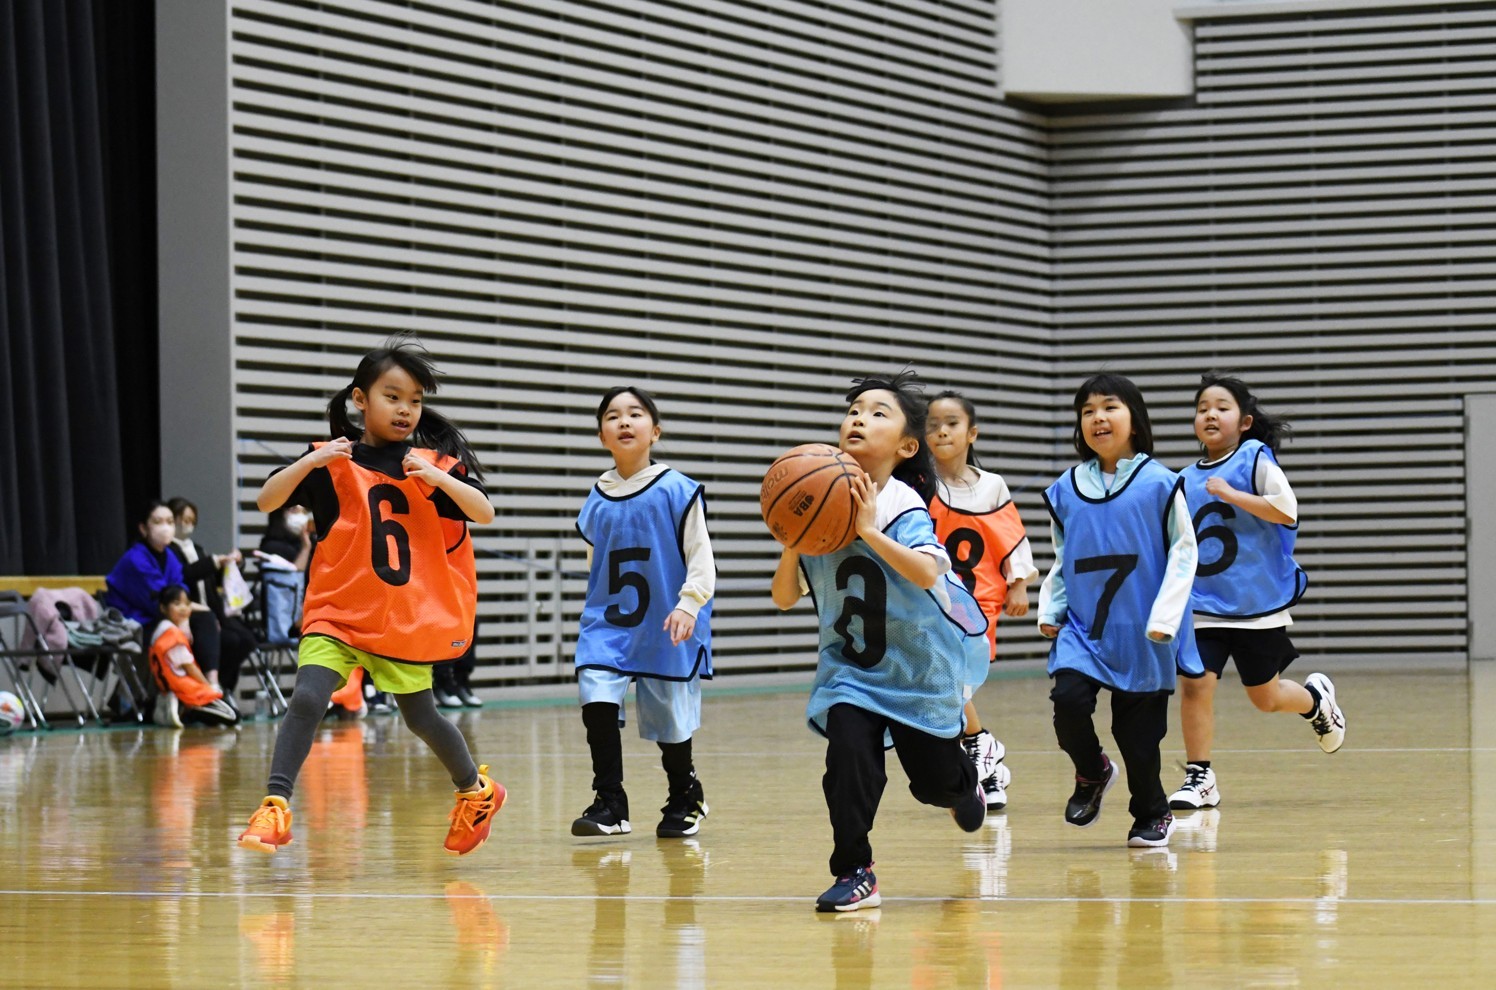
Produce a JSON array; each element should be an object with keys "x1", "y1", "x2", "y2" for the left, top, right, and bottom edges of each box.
[{"x1": 326, "y1": 384, "x2": 360, "y2": 442}]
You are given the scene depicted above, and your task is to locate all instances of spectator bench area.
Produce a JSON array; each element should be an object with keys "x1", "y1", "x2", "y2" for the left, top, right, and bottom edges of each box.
[{"x1": 0, "y1": 576, "x2": 290, "y2": 730}]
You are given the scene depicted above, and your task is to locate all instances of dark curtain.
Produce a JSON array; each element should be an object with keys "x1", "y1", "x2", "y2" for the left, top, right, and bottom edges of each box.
[{"x1": 0, "y1": 0, "x2": 156, "y2": 575}]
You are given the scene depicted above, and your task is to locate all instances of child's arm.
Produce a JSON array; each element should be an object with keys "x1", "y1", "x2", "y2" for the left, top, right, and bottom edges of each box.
[
  {"x1": 1037, "y1": 521, "x2": 1067, "y2": 637},
  {"x1": 771, "y1": 547, "x2": 804, "y2": 610},
  {"x1": 1203, "y1": 477, "x2": 1294, "y2": 526},
  {"x1": 665, "y1": 498, "x2": 715, "y2": 645},
  {"x1": 183, "y1": 660, "x2": 212, "y2": 687},
  {"x1": 851, "y1": 476, "x2": 941, "y2": 590},
  {"x1": 1145, "y1": 489, "x2": 1199, "y2": 642},
  {"x1": 404, "y1": 452, "x2": 496, "y2": 524},
  {"x1": 257, "y1": 439, "x2": 353, "y2": 512}
]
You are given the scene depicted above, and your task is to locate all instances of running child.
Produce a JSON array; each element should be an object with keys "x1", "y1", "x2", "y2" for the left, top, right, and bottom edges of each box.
[
  {"x1": 149, "y1": 585, "x2": 239, "y2": 728},
  {"x1": 1038, "y1": 373, "x2": 1203, "y2": 848},
  {"x1": 771, "y1": 371, "x2": 990, "y2": 912},
  {"x1": 927, "y1": 390, "x2": 1038, "y2": 810},
  {"x1": 571, "y1": 386, "x2": 714, "y2": 840},
  {"x1": 1168, "y1": 372, "x2": 1345, "y2": 811},
  {"x1": 237, "y1": 334, "x2": 502, "y2": 856}
]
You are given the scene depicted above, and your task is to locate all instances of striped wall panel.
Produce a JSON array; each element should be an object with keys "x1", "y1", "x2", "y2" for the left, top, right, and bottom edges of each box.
[
  {"x1": 227, "y1": 0, "x2": 1057, "y2": 683},
  {"x1": 1049, "y1": 1, "x2": 1496, "y2": 664}
]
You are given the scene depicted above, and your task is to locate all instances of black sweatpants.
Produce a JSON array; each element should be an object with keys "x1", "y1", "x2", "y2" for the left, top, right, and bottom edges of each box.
[
  {"x1": 1050, "y1": 670, "x2": 1169, "y2": 824},
  {"x1": 822, "y1": 702, "x2": 977, "y2": 877}
]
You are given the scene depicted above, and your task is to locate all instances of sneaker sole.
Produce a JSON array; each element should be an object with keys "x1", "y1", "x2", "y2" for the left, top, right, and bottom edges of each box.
[
  {"x1": 1066, "y1": 765, "x2": 1118, "y2": 828},
  {"x1": 1128, "y1": 828, "x2": 1175, "y2": 848},
  {"x1": 571, "y1": 819, "x2": 632, "y2": 837},
  {"x1": 1168, "y1": 791, "x2": 1220, "y2": 810},
  {"x1": 816, "y1": 891, "x2": 881, "y2": 913}
]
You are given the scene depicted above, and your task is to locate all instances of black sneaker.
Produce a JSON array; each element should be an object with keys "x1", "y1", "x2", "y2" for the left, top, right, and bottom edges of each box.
[
  {"x1": 656, "y1": 779, "x2": 708, "y2": 838},
  {"x1": 950, "y1": 780, "x2": 986, "y2": 832},
  {"x1": 1065, "y1": 754, "x2": 1118, "y2": 828},
  {"x1": 1127, "y1": 813, "x2": 1175, "y2": 848},
  {"x1": 815, "y1": 864, "x2": 881, "y2": 913},
  {"x1": 572, "y1": 791, "x2": 632, "y2": 837}
]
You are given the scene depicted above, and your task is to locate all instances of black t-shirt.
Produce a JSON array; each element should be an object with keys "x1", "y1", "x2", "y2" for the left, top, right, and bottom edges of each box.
[{"x1": 273, "y1": 442, "x2": 488, "y2": 538}]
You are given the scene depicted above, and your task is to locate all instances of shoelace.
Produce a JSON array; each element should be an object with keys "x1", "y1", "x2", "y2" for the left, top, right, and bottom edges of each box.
[
  {"x1": 451, "y1": 787, "x2": 495, "y2": 830},
  {"x1": 1183, "y1": 765, "x2": 1209, "y2": 790},
  {"x1": 1310, "y1": 704, "x2": 1338, "y2": 735},
  {"x1": 248, "y1": 803, "x2": 286, "y2": 832}
]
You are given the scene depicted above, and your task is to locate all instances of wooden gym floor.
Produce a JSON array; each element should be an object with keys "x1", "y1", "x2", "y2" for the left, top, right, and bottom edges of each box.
[{"x1": 2, "y1": 665, "x2": 1494, "y2": 988}]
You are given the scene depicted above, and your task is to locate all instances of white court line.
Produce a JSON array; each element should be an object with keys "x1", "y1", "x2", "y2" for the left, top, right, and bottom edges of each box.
[{"x1": 1, "y1": 890, "x2": 1493, "y2": 906}]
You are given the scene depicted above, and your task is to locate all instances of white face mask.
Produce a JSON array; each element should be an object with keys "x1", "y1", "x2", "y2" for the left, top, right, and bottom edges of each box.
[
  {"x1": 284, "y1": 511, "x2": 310, "y2": 535},
  {"x1": 148, "y1": 522, "x2": 175, "y2": 547},
  {"x1": 175, "y1": 523, "x2": 195, "y2": 540}
]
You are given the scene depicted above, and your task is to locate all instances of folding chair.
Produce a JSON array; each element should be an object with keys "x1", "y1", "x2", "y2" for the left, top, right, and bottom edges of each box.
[
  {"x1": 0, "y1": 590, "x2": 101, "y2": 728},
  {"x1": 238, "y1": 569, "x2": 292, "y2": 717}
]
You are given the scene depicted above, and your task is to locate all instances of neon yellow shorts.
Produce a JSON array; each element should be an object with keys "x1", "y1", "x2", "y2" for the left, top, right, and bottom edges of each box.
[{"x1": 297, "y1": 636, "x2": 434, "y2": 695}]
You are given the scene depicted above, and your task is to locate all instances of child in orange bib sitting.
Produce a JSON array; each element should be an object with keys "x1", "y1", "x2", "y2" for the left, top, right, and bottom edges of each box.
[{"x1": 150, "y1": 585, "x2": 239, "y2": 728}]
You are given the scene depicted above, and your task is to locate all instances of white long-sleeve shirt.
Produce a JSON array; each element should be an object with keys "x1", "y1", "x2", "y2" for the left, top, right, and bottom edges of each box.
[
  {"x1": 1037, "y1": 454, "x2": 1198, "y2": 642},
  {"x1": 584, "y1": 462, "x2": 716, "y2": 618},
  {"x1": 935, "y1": 468, "x2": 1039, "y2": 586}
]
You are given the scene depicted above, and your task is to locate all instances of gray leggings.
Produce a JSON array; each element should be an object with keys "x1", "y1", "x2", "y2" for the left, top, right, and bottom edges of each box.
[{"x1": 267, "y1": 664, "x2": 479, "y2": 799}]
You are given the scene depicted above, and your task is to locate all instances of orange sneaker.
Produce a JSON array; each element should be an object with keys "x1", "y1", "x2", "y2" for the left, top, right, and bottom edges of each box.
[
  {"x1": 445, "y1": 765, "x2": 505, "y2": 856},
  {"x1": 238, "y1": 796, "x2": 293, "y2": 853},
  {"x1": 328, "y1": 667, "x2": 365, "y2": 713}
]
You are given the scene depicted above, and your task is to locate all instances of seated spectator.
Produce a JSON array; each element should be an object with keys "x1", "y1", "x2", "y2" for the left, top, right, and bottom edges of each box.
[
  {"x1": 105, "y1": 500, "x2": 184, "y2": 628},
  {"x1": 149, "y1": 586, "x2": 238, "y2": 728},
  {"x1": 256, "y1": 504, "x2": 312, "y2": 645},
  {"x1": 168, "y1": 497, "x2": 256, "y2": 709}
]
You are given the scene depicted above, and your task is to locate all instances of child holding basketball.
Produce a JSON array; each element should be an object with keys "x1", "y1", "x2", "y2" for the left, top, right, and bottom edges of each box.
[
  {"x1": 237, "y1": 334, "x2": 502, "y2": 857},
  {"x1": 149, "y1": 585, "x2": 239, "y2": 728},
  {"x1": 1037, "y1": 373, "x2": 1202, "y2": 848},
  {"x1": 927, "y1": 390, "x2": 1037, "y2": 810},
  {"x1": 771, "y1": 371, "x2": 990, "y2": 912},
  {"x1": 1168, "y1": 372, "x2": 1345, "y2": 811},
  {"x1": 571, "y1": 386, "x2": 715, "y2": 839}
]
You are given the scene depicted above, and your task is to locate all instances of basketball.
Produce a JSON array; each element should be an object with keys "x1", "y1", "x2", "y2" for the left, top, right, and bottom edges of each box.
[
  {"x1": 760, "y1": 443, "x2": 867, "y2": 555},
  {"x1": 0, "y1": 691, "x2": 24, "y2": 735}
]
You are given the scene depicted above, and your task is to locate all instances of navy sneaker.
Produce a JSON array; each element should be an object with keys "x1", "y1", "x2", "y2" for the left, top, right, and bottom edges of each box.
[
  {"x1": 1065, "y1": 754, "x2": 1118, "y2": 828},
  {"x1": 950, "y1": 780, "x2": 987, "y2": 832},
  {"x1": 571, "y1": 791, "x2": 632, "y2": 837},
  {"x1": 656, "y1": 778, "x2": 708, "y2": 838},
  {"x1": 816, "y1": 864, "x2": 881, "y2": 913},
  {"x1": 1127, "y1": 813, "x2": 1175, "y2": 848}
]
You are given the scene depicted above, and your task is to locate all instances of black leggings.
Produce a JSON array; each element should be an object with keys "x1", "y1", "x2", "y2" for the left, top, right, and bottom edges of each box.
[
  {"x1": 266, "y1": 665, "x2": 479, "y2": 799},
  {"x1": 1050, "y1": 670, "x2": 1169, "y2": 823}
]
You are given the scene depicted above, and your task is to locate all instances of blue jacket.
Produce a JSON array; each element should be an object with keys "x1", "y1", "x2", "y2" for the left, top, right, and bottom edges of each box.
[{"x1": 105, "y1": 542, "x2": 183, "y2": 626}]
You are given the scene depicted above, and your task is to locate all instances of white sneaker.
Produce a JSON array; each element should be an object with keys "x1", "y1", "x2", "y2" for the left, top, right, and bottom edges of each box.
[
  {"x1": 1168, "y1": 764, "x2": 1220, "y2": 809},
  {"x1": 154, "y1": 692, "x2": 182, "y2": 729},
  {"x1": 1305, "y1": 673, "x2": 1345, "y2": 754},
  {"x1": 962, "y1": 730, "x2": 1010, "y2": 811}
]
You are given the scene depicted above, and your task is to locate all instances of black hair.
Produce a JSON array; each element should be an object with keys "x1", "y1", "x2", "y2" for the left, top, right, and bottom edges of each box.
[
  {"x1": 1195, "y1": 371, "x2": 1292, "y2": 452},
  {"x1": 166, "y1": 496, "x2": 197, "y2": 521},
  {"x1": 927, "y1": 389, "x2": 984, "y2": 470},
  {"x1": 326, "y1": 332, "x2": 485, "y2": 482},
  {"x1": 595, "y1": 386, "x2": 662, "y2": 428},
  {"x1": 845, "y1": 369, "x2": 936, "y2": 504},
  {"x1": 1071, "y1": 372, "x2": 1154, "y2": 460},
  {"x1": 157, "y1": 584, "x2": 190, "y2": 611}
]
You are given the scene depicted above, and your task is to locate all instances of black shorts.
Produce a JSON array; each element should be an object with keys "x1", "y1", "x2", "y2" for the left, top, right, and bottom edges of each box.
[{"x1": 1190, "y1": 626, "x2": 1299, "y2": 688}]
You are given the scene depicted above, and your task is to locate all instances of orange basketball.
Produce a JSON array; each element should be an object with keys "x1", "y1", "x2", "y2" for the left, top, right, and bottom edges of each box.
[{"x1": 760, "y1": 443, "x2": 867, "y2": 555}]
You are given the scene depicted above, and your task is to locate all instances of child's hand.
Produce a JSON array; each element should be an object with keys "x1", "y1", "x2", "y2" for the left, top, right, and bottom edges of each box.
[
  {"x1": 1003, "y1": 582, "x2": 1030, "y2": 617},
  {"x1": 850, "y1": 474, "x2": 878, "y2": 537},
  {"x1": 307, "y1": 437, "x2": 354, "y2": 466},
  {"x1": 663, "y1": 608, "x2": 696, "y2": 646},
  {"x1": 1203, "y1": 476, "x2": 1239, "y2": 500},
  {"x1": 402, "y1": 450, "x2": 444, "y2": 485},
  {"x1": 1039, "y1": 622, "x2": 1060, "y2": 638}
]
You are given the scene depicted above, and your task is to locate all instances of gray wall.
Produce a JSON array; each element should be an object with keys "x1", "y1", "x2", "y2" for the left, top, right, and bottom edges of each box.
[{"x1": 155, "y1": 0, "x2": 1491, "y2": 683}]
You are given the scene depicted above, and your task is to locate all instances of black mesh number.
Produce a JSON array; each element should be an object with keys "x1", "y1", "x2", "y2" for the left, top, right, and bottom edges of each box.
[
  {"x1": 945, "y1": 527, "x2": 986, "y2": 594},
  {"x1": 833, "y1": 557, "x2": 888, "y2": 669},
  {"x1": 604, "y1": 547, "x2": 652, "y2": 627},
  {"x1": 367, "y1": 484, "x2": 412, "y2": 587},
  {"x1": 1073, "y1": 554, "x2": 1138, "y2": 641},
  {"x1": 1193, "y1": 502, "x2": 1239, "y2": 578}
]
